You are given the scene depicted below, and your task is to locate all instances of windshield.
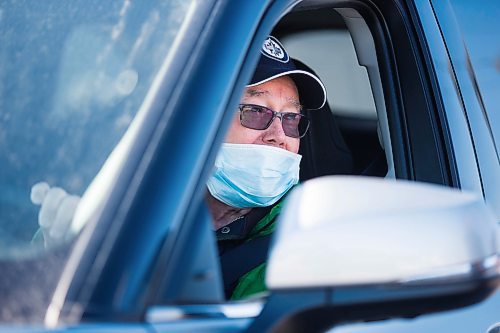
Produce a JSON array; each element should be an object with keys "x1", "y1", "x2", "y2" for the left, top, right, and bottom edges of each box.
[{"x1": 0, "y1": 0, "x2": 197, "y2": 322}]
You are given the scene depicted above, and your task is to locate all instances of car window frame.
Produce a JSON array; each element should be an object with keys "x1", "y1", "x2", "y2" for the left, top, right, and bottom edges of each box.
[{"x1": 146, "y1": 0, "x2": 467, "y2": 317}]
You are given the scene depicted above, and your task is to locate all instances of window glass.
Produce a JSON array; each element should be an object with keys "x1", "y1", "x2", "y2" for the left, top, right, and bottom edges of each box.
[
  {"x1": 0, "y1": 0, "x2": 197, "y2": 321},
  {"x1": 449, "y1": 0, "x2": 500, "y2": 152},
  {"x1": 0, "y1": 0, "x2": 195, "y2": 255}
]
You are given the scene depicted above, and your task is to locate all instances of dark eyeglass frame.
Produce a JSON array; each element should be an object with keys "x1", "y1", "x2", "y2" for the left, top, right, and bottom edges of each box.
[{"x1": 238, "y1": 104, "x2": 310, "y2": 139}]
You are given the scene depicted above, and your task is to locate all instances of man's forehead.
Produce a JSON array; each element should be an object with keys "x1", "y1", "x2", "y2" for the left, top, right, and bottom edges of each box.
[{"x1": 244, "y1": 88, "x2": 301, "y2": 109}]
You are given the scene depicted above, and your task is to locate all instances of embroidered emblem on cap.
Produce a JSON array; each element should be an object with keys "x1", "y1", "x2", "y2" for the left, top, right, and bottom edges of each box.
[{"x1": 261, "y1": 36, "x2": 289, "y2": 63}]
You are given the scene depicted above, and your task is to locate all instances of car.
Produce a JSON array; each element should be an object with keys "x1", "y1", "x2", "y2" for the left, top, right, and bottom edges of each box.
[{"x1": 0, "y1": 0, "x2": 498, "y2": 332}]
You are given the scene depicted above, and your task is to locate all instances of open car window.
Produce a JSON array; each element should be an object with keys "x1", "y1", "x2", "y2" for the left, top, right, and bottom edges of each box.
[{"x1": 209, "y1": 6, "x2": 389, "y2": 304}]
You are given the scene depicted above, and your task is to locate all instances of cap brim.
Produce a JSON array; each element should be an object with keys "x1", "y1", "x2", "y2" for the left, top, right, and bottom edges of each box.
[{"x1": 247, "y1": 70, "x2": 327, "y2": 110}]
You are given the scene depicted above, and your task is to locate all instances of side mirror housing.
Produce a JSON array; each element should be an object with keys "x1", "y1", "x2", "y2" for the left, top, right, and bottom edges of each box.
[{"x1": 249, "y1": 176, "x2": 499, "y2": 333}]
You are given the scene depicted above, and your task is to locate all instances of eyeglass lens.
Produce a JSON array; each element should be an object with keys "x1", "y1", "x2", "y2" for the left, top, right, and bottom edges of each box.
[{"x1": 239, "y1": 104, "x2": 309, "y2": 138}]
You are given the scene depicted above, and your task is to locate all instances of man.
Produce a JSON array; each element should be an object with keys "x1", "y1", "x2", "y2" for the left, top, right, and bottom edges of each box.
[{"x1": 206, "y1": 36, "x2": 326, "y2": 300}]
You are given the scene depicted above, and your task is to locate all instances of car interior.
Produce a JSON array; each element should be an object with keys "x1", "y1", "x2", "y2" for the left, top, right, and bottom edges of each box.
[{"x1": 275, "y1": 8, "x2": 389, "y2": 181}]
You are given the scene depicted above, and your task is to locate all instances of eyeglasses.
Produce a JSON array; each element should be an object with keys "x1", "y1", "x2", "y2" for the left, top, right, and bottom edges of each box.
[{"x1": 238, "y1": 104, "x2": 310, "y2": 138}]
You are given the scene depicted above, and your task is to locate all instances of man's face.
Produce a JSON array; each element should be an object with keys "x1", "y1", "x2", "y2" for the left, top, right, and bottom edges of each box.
[{"x1": 225, "y1": 75, "x2": 301, "y2": 154}]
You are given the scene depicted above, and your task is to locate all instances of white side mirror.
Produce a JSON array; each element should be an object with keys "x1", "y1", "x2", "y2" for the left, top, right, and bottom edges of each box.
[{"x1": 267, "y1": 176, "x2": 498, "y2": 289}]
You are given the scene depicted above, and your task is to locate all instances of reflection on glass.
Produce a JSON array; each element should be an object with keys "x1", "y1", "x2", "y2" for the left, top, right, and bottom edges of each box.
[{"x1": 450, "y1": 0, "x2": 500, "y2": 149}]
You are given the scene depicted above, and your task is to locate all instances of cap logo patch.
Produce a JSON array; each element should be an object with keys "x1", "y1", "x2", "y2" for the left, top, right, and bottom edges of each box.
[{"x1": 261, "y1": 36, "x2": 289, "y2": 63}]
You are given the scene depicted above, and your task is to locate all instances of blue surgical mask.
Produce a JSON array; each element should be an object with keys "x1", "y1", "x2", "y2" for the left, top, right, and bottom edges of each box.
[{"x1": 206, "y1": 143, "x2": 301, "y2": 208}]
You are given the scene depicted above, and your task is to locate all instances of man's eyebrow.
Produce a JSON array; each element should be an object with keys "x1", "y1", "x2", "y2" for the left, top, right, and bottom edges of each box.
[
  {"x1": 287, "y1": 97, "x2": 302, "y2": 110},
  {"x1": 245, "y1": 89, "x2": 270, "y2": 97}
]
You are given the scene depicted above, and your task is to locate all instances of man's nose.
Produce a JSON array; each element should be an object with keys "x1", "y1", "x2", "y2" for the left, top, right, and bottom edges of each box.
[{"x1": 262, "y1": 117, "x2": 287, "y2": 147}]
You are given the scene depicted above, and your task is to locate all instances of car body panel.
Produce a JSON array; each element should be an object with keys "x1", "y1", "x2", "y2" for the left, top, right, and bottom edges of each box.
[{"x1": 330, "y1": 289, "x2": 500, "y2": 332}]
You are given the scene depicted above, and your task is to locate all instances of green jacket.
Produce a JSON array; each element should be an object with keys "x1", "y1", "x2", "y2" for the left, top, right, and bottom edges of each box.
[{"x1": 218, "y1": 201, "x2": 283, "y2": 300}]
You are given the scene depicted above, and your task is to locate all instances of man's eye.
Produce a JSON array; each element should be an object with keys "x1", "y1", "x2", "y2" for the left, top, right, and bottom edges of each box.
[
  {"x1": 284, "y1": 113, "x2": 300, "y2": 121},
  {"x1": 250, "y1": 106, "x2": 264, "y2": 113}
]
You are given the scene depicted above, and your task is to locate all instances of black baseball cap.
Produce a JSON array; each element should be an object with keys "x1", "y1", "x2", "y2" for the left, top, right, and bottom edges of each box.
[{"x1": 247, "y1": 36, "x2": 327, "y2": 110}]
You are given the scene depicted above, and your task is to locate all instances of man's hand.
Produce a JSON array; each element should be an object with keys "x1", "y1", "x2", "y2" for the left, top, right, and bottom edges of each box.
[{"x1": 31, "y1": 182, "x2": 81, "y2": 247}]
